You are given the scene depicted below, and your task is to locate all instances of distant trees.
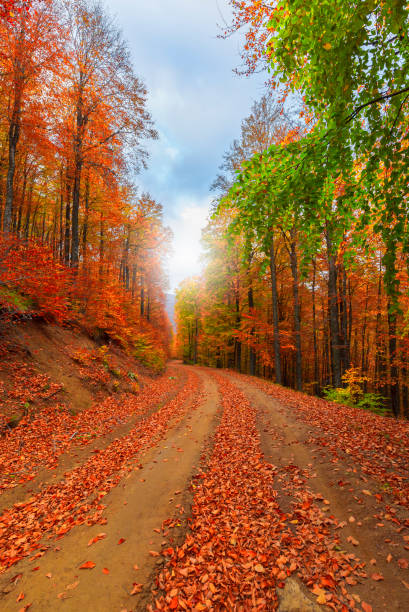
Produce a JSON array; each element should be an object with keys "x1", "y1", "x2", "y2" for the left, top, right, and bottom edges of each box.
[{"x1": 175, "y1": 86, "x2": 409, "y2": 417}]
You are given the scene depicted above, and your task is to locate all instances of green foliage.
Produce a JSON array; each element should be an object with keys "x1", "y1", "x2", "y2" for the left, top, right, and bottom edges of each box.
[
  {"x1": 132, "y1": 336, "x2": 166, "y2": 374},
  {"x1": 0, "y1": 286, "x2": 33, "y2": 313},
  {"x1": 323, "y1": 386, "x2": 389, "y2": 416}
]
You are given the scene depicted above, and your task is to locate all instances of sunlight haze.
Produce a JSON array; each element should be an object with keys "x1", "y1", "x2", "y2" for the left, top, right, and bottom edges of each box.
[{"x1": 103, "y1": 0, "x2": 266, "y2": 291}]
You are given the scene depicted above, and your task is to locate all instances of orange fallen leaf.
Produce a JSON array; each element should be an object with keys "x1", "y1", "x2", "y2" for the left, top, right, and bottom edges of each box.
[
  {"x1": 79, "y1": 561, "x2": 96, "y2": 569},
  {"x1": 130, "y1": 583, "x2": 143, "y2": 595},
  {"x1": 66, "y1": 581, "x2": 79, "y2": 590},
  {"x1": 362, "y1": 603, "x2": 373, "y2": 612},
  {"x1": 87, "y1": 533, "x2": 106, "y2": 547},
  {"x1": 45, "y1": 573, "x2": 52, "y2": 579},
  {"x1": 149, "y1": 550, "x2": 159, "y2": 557},
  {"x1": 254, "y1": 563, "x2": 265, "y2": 573},
  {"x1": 102, "y1": 568, "x2": 109, "y2": 575},
  {"x1": 371, "y1": 573, "x2": 384, "y2": 581},
  {"x1": 169, "y1": 596, "x2": 178, "y2": 609},
  {"x1": 118, "y1": 538, "x2": 126, "y2": 545},
  {"x1": 17, "y1": 593, "x2": 24, "y2": 602},
  {"x1": 347, "y1": 536, "x2": 359, "y2": 546}
]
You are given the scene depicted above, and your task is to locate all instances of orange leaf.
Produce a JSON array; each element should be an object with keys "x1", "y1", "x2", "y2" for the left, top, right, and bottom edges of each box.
[
  {"x1": 102, "y1": 568, "x2": 109, "y2": 575},
  {"x1": 79, "y1": 561, "x2": 96, "y2": 569},
  {"x1": 118, "y1": 538, "x2": 125, "y2": 545},
  {"x1": 371, "y1": 573, "x2": 384, "y2": 581},
  {"x1": 130, "y1": 583, "x2": 143, "y2": 595}
]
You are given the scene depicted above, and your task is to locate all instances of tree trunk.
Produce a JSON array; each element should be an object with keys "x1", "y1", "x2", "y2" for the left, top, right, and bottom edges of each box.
[
  {"x1": 325, "y1": 226, "x2": 342, "y2": 388},
  {"x1": 248, "y1": 283, "x2": 256, "y2": 376},
  {"x1": 312, "y1": 259, "x2": 319, "y2": 393},
  {"x1": 4, "y1": 100, "x2": 21, "y2": 232},
  {"x1": 387, "y1": 301, "x2": 400, "y2": 417},
  {"x1": 269, "y1": 233, "x2": 282, "y2": 384},
  {"x1": 71, "y1": 89, "x2": 85, "y2": 267},
  {"x1": 289, "y1": 233, "x2": 302, "y2": 390}
]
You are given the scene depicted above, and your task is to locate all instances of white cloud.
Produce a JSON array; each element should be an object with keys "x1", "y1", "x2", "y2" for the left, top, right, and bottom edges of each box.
[
  {"x1": 104, "y1": 0, "x2": 267, "y2": 288},
  {"x1": 165, "y1": 196, "x2": 212, "y2": 292}
]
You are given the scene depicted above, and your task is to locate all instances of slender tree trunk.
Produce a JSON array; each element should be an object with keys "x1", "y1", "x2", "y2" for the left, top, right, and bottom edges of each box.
[
  {"x1": 71, "y1": 87, "x2": 85, "y2": 267},
  {"x1": 325, "y1": 226, "x2": 342, "y2": 387},
  {"x1": 234, "y1": 278, "x2": 241, "y2": 372},
  {"x1": 289, "y1": 232, "x2": 302, "y2": 390},
  {"x1": 4, "y1": 101, "x2": 22, "y2": 232},
  {"x1": 248, "y1": 283, "x2": 256, "y2": 376},
  {"x1": 387, "y1": 301, "x2": 400, "y2": 417},
  {"x1": 269, "y1": 233, "x2": 282, "y2": 384},
  {"x1": 340, "y1": 264, "x2": 350, "y2": 370},
  {"x1": 16, "y1": 157, "x2": 27, "y2": 236},
  {"x1": 82, "y1": 173, "x2": 89, "y2": 268},
  {"x1": 312, "y1": 258, "x2": 319, "y2": 393},
  {"x1": 24, "y1": 180, "x2": 33, "y2": 240}
]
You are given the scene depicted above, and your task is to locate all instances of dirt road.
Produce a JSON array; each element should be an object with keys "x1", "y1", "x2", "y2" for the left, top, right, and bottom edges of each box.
[{"x1": 0, "y1": 364, "x2": 407, "y2": 611}]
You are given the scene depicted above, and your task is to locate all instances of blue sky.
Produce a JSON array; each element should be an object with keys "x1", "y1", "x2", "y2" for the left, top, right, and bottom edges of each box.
[{"x1": 104, "y1": 0, "x2": 266, "y2": 291}]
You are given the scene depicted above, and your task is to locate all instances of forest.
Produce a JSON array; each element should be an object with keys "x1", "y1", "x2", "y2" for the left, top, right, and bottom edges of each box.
[
  {"x1": 175, "y1": 0, "x2": 409, "y2": 419},
  {"x1": 0, "y1": 1, "x2": 409, "y2": 611},
  {"x1": 0, "y1": 0, "x2": 172, "y2": 377}
]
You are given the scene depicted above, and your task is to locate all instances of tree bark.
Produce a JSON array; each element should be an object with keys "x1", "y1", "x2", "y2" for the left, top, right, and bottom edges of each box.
[
  {"x1": 325, "y1": 226, "x2": 342, "y2": 388},
  {"x1": 289, "y1": 232, "x2": 302, "y2": 390},
  {"x1": 269, "y1": 232, "x2": 282, "y2": 384}
]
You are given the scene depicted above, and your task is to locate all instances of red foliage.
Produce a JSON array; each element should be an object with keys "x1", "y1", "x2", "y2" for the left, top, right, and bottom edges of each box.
[{"x1": 0, "y1": 237, "x2": 71, "y2": 323}]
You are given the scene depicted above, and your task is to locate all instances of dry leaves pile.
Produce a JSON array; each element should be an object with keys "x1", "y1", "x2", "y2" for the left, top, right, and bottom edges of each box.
[
  {"x1": 0, "y1": 367, "x2": 185, "y2": 491},
  {"x1": 151, "y1": 376, "x2": 370, "y2": 611},
  {"x1": 235, "y1": 373, "x2": 409, "y2": 513},
  {"x1": 0, "y1": 371, "x2": 202, "y2": 573}
]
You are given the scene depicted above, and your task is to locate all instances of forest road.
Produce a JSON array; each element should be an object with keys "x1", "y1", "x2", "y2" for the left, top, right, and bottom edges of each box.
[{"x1": 0, "y1": 364, "x2": 407, "y2": 611}]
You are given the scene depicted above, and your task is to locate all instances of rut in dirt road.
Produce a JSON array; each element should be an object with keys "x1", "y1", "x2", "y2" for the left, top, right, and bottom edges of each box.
[{"x1": 1, "y1": 364, "x2": 407, "y2": 612}]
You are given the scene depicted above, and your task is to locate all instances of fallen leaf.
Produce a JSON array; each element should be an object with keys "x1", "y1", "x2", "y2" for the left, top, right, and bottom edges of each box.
[
  {"x1": 118, "y1": 538, "x2": 126, "y2": 545},
  {"x1": 371, "y1": 573, "x2": 384, "y2": 581},
  {"x1": 79, "y1": 561, "x2": 96, "y2": 569},
  {"x1": 130, "y1": 583, "x2": 143, "y2": 595},
  {"x1": 102, "y1": 568, "x2": 109, "y2": 575},
  {"x1": 66, "y1": 581, "x2": 79, "y2": 590},
  {"x1": 17, "y1": 593, "x2": 24, "y2": 602},
  {"x1": 347, "y1": 536, "x2": 359, "y2": 546},
  {"x1": 87, "y1": 533, "x2": 106, "y2": 547}
]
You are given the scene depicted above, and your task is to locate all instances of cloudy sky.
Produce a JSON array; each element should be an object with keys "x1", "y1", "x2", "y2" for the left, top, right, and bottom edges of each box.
[{"x1": 104, "y1": 0, "x2": 266, "y2": 291}]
